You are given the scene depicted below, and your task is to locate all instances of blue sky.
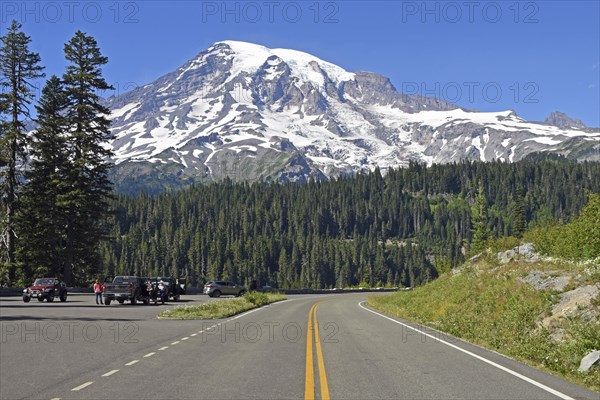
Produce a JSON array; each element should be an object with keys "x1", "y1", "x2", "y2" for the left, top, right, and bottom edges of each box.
[{"x1": 2, "y1": 0, "x2": 599, "y2": 126}]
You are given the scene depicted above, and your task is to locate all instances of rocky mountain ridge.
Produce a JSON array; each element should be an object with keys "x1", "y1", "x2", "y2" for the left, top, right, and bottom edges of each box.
[{"x1": 105, "y1": 41, "x2": 600, "y2": 193}]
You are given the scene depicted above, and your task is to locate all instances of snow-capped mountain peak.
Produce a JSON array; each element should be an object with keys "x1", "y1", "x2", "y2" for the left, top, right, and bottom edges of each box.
[
  {"x1": 105, "y1": 41, "x2": 600, "y2": 193},
  {"x1": 210, "y1": 40, "x2": 355, "y2": 87}
]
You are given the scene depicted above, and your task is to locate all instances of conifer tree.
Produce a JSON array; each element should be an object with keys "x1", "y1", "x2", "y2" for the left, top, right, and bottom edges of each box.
[
  {"x1": 512, "y1": 185, "x2": 527, "y2": 239},
  {"x1": 61, "y1": 31, "x2": 114, "y2": 285},
  {"x1": 19, "y1": 76, "x2": 69, "y2": 279},
  {"x1": 471, "y1": 183, "x2": 490, "y2": 252},
  {"x1": 0, "y1": 21, "x2": 44, "y2": 284},
  {"x1": 569, "y1": 193, "x2": 600, "y2": 259}
]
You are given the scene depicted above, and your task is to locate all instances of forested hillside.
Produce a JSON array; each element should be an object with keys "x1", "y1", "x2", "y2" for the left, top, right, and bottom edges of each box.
[{"x1": 99, "y1": 159, "x2": 600, "y2": 288}]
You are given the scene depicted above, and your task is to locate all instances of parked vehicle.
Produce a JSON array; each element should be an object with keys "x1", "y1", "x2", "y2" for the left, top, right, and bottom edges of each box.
[
  {"x1": 177, "y1": 278, "x2": 187, "y2": 295},
  {"x1": 259, "y1": 285, "x2": 275, "y2": 293},
  {"x1": 23, "y1": 278, "x2": 67, "y2": 303},
  {"x1": 156, "y1": 276, "x2": 182, "y2": 301},
  {"x1": 203, "y1": 281, "x2": 247, "y2": 297},
  {"x1": 103, "y1": 276, "x2": 146, "y2": 305},
  {"x1": 145, "y1": 278, "x2": 168, "y2": 305}
]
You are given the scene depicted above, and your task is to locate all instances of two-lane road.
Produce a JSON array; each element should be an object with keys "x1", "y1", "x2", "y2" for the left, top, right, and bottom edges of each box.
[{"x1": 1, "y1": 294, "x2": 597, "y2": 399}]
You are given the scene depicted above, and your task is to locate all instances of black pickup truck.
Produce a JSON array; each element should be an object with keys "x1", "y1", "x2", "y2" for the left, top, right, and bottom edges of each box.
[{"x1": 103, "y1": 276, "x2": 146, "y2": 305}]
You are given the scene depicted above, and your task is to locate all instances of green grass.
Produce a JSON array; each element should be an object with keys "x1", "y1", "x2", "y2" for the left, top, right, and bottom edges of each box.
[
  {"x1": 368, "y1": 260, "x2": 600, "y2": 392},
  {"x1": 158, "y1": 292, "x2": 286, "y2": 319}
]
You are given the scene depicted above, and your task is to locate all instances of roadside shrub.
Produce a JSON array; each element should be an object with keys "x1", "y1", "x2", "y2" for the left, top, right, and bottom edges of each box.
[
  {"x1": 244, "y1": 291, "x2": 270, "y2": 306},
  {"x1": 159, "y1": 292, "x2": 285, "y2": 319}
]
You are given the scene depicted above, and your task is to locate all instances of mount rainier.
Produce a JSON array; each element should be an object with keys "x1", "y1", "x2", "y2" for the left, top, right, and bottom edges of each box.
[{"x1": 106, "y1": 40, "x2": 600, "y2": 192}]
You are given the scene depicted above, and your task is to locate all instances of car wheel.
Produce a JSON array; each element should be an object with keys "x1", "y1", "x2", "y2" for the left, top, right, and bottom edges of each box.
[
  {"x1": 118, "y1": 299, "x2": 124, "y2": 304},
  {"x1": 105, "y1": 299, "x2": 111, "y2": 305},
  {"x1": 237, "y1": 290, "x2": 246, "y2": 297},
  {"x1": 173, "y1": 295, "x2": 180, "y2": 301},
  {"x1": 212, "y1": 290, "x2": 221, "y2": 298},
  {"x1": 47, "y1": 295, "x2": 54, "y2": 302},
  {"x1": 37, "y1": 297, "x2": 44, "y2": 302},
  {"x1": 131, "y1": 297, "x2": 137, "y2": 305},
  {"x1": 23, "y1": 296, "x2": 30, "y2": 303},
  {"x1": 60, "y1": 293, "x2": 67, "y2": 302}
]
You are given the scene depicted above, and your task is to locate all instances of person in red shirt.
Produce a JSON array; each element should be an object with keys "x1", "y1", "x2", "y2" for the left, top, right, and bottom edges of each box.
[{"x1": 93, "y1": 279, "x2": 104, "y2": 305}]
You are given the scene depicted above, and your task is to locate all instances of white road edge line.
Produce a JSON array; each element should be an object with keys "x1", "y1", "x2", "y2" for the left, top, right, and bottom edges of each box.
[
  {"x1": 227, "y1": 306, "x2": 262, "y2": 322},
  {"x1": 144, "y1": 352, "x2": 156, "y2": 358},
  {"x1": 181, "y1": 337, "x2": 189, "y2": 341},
  {"x1": 50, "y1": 397, "x2": 61, "y2": 400},
  {"x1": 171, "y1": 341, "x2": 180, "y2": 345},
  {"x1": 192, "y1": 306, "x2": 265, "y2": 337},
  {"x1": 125, "y1": 360, "x2": 139, "y2": 366},
  {"x1": 158, "y1": 346, "x2": 169, "y2": 351},
  {"x1": 71, "y1": 381, "x2": 94, "y2": 391},
  {"x1": 102, "y1": 369, "x2": 119, "y2": 377},
  {"x1": 358, "y1": 302, "x2": 575, "y2": 400}
]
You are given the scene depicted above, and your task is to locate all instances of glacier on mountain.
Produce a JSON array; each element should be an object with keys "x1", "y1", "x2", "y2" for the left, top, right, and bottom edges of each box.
[{"x1": 104, "y1": 40, "x2": 600, "y2": 192}]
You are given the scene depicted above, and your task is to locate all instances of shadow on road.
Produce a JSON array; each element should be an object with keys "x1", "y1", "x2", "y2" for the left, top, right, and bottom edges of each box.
[
  {"x1": 0, "y1": 299, "x2": 195, "y2": 306},
  {"x1": 0, "y1": 315, "x2": 145, "y2": 321}
]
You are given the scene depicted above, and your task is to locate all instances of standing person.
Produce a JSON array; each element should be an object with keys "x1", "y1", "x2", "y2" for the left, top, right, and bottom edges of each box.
[{"x1": 93, "y1": 279, "x2": 104, "y2": 305}]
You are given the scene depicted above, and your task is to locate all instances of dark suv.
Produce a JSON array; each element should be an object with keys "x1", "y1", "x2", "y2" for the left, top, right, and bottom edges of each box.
[
  {"x1": 203, "y1": 281, "x2": 247, "y2": 297},
  {"x1": 156, "y1": 276, "x2": 182, "y2": 301},
  {"x1": 23, "y1": 278, "x2": 67, "y2": 303}
]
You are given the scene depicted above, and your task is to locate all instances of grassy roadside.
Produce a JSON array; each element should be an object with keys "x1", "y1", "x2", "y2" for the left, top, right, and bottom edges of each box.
[
  {"x1": 368, "y1": 259, "x2": 600, "y2": 392},
  {"x1": 158, "y1": 292, "x2": 286, "y2": 319}
]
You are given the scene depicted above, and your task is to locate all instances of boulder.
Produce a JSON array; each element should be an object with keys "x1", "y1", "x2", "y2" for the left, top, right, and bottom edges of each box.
[
  {"x1": 578, "y1": 350, "x2": 600, "y2": 372},
  {"x1": 543, "y1": 285, "x2": 600, "y2": 327},
  {"x1": 518, "y1": 270, "x2": 571, "y2": 291},
  {"x1": 498, "y1": 249, "x2": 516, "y2": 264},
  {"x1": 497, "y1": 243, "x2": 541, "y2": 264}
]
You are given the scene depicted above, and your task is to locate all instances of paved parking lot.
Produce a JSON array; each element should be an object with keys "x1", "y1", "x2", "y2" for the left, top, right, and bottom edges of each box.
[{"x1": 0, "y1": 293, "x2": 213, "y2": 399}]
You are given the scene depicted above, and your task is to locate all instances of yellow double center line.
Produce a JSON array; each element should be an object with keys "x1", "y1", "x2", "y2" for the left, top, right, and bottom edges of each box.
[{"x1": 305, "y1": 303, "x2": 330, "y2": 400}]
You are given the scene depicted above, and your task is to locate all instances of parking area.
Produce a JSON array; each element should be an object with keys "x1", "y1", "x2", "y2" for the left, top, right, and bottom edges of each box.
[{"x1": 0, "y1": 293, "x2": 214, "y2": 399}]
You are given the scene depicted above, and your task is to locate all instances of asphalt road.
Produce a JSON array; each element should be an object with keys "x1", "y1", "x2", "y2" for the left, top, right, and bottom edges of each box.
[{"x1": 1, "y1": 293, "x2": 598, "y2": 400}]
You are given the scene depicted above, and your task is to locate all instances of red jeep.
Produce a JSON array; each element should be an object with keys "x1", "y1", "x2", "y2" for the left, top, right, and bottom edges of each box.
[{"x1": 23, "y1": 278, "x2": 68, "y2": 303}]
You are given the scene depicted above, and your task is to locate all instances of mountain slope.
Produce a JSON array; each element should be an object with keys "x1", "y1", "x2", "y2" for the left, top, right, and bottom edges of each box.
[{"x1": 105, "y1": 41, "x2": 600, "y2": 192}]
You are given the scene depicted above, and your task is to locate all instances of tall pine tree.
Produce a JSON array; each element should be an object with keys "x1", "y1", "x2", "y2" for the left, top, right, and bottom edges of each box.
[
  {"x1": 61, "y1": 31, "x2": 114, "y2": 285},
  {"x1": 471, "y1": 183, "x2": 490, "y2": 252},
  {"x1": 19, "y1": 76, "x2": 70, "y2": 279},
  {"x1": 0, "y1": 21, "x2": 44, "y2": 284},
  {"x1": 512, "y1": 184, "x2": 527, "y2": 239}
]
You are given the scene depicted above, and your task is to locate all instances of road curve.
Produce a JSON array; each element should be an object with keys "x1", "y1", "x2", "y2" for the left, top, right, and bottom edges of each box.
[{"x1": 1, "y1": 293, "x2": 597, "y2": 400}]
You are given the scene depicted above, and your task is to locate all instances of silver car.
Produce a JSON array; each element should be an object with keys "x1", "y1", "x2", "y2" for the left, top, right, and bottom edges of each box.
[{"x1": 203, "y1": 281, "x2": 247, "y2": 297}]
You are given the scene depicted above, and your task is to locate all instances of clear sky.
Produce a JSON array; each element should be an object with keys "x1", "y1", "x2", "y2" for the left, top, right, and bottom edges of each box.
[{"x1": 2, "y1": 0, "x2": 599, "y2": 127}]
